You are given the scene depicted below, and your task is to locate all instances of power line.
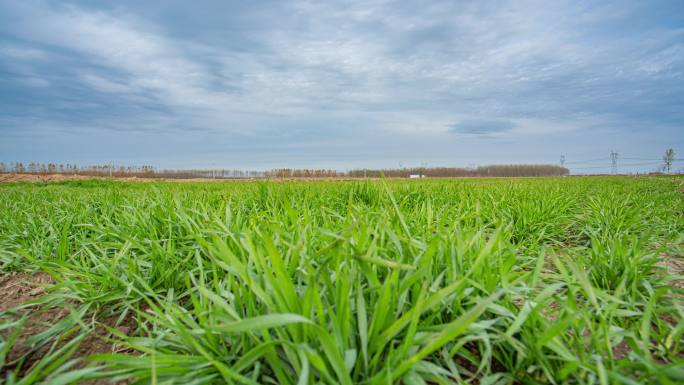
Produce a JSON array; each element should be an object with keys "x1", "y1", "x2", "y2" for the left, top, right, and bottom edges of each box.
[
  {"x1": 560, "y1": 152, "x2": 683, "y2": 174},
  {"x1": 570, "y1": 165, "x2": 612, "y2": 170},
  {"x1": 620, "y1": 162, "x2": 661, "y2": 166},
  {"x1": 564, "y1": 157, "x2": 609, "y2": 165},
  {"x1": 620, "y1": 157, "x2": 683, "y2": 161},
  {"x1": 570, "y1": 161, "x2": 662, "y2": 168}
]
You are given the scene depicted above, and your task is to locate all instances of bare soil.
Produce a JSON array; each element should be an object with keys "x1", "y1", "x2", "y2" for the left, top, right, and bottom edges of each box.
[
  {"x1": 658, "y1": 252, "x2": 684, "y2": 289},
  {"x1": 0, "y1": 172, "x2": 228, "y2": 183},
  {"x1": 0, "y1": 272, "x2": 55, "y2": 312},
  {"x1": 0, "y1": 272, "x2": 136, "y2": 384},
  {"x1": 0, "y1": 172, "x2": 399, "y2": 183}
]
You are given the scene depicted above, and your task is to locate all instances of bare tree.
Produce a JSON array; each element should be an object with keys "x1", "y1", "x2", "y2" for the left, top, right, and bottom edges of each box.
[{"x1": 663, "y1": 148, "x2": 675, "y2": 173}]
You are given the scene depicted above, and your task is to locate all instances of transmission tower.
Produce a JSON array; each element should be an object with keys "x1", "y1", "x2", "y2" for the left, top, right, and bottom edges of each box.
[
  {"x1": 610, "y1": 151, "x2": 618, "y2": 174},
  {"x1": 560, "y1": 155, "x2": 565, "y2": 168}
]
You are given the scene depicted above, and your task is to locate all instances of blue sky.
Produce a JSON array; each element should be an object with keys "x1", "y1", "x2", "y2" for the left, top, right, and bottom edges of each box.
[{"x1": 0, "y1": 0, "x2": 682, "y2": 172}]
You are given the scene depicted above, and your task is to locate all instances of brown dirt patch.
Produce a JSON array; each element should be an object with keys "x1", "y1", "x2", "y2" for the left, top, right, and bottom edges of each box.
[
  {"x1": 1, "y1": 272, "x2": 137, "y2": 384},
  {"x1": 0, "y1": 272, "x2": 55, "y2": 312},
  {"x1": 0, "y1": 172, "x2": 242, "y2": 183},
  {"x1": 0, "y1": 172, "x2": 394, "y2": 184},
  {"x1": 0, "y1": 173, "x2": 95, "y2": 183},
  {"x1": 543, "y1": 301, "x2": 562, "y2": 322},
  {"x1": 612, "y1": 340, "x2": 631, "y2": 360},
  {"x1": 657, "y1": 252, "x2": 684, "y2": 289}
]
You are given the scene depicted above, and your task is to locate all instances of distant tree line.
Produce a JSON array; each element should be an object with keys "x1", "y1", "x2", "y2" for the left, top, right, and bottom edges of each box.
[
  {"x1": 0, "y1": 162, "x2": 159, "y2": 176},
  {"x1": 347, "y1": 165, "x2": 569, "y2": 178},
  {"x1": 0, "y1": 162, "x2": 271, "y2": 179},
  {"x1": 269, "y1": 169, "x2": 340, "y2": 178},
  {"x1": 0, "y1": 162, "x2": 569, "y2": 179}
]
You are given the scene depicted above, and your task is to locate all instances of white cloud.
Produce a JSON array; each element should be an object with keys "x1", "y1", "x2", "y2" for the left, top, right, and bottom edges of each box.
[
  {"x1": 11, "y1": 1, "x2": 678, "y2": 129},
  {"x1": 79, "y1": 74, "x2": 132, "y2": 94},
  {"x1": 1, "y1": 0, "x2": 682, "y2": 168},
  {"x1": 17, "y1": 7, "x2": 229, "y2": 111},
  {"x1": 0, "y1": 45, "x2": 47, "y2": 60}
]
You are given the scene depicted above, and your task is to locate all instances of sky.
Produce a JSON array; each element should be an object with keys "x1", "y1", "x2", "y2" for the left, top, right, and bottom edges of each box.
[{"x1": 0, "y1": 0, "x2": 683, "y2": 173}]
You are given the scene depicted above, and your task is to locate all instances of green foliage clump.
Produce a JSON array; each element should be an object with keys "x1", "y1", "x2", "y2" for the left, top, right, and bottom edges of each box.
[{"x1": 1, "y1": 177, "x2": 683, "y2": 384}]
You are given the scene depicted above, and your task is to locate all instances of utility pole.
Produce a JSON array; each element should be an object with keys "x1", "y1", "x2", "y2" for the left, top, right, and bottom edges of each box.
[
  {"x1": 663, "y1": 148, "x2": 675, "y2": 174},
  {"x1": 610, "y1": 150, "x2": 618, "y2": 175}
]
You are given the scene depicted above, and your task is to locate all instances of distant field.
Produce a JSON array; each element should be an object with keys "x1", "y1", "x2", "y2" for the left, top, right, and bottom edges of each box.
[{"x1": 1, "y1": 177, "x2": 683, "y2": 384}]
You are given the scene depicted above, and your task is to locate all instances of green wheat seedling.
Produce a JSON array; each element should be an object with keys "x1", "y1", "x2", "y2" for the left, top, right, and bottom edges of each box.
[{"x1": 1, "y1": 176, "x2": 682, "y2": 384}]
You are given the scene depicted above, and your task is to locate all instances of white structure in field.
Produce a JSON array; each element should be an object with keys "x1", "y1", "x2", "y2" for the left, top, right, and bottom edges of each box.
[{"x1": 409, "y1": 174, "x2": 426, "y2": 179}]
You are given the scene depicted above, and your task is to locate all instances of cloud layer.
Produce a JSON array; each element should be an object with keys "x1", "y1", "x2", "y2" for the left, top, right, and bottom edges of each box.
[{"x1": 1, "y1": 0, "x2": 682, "y2": 171}]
